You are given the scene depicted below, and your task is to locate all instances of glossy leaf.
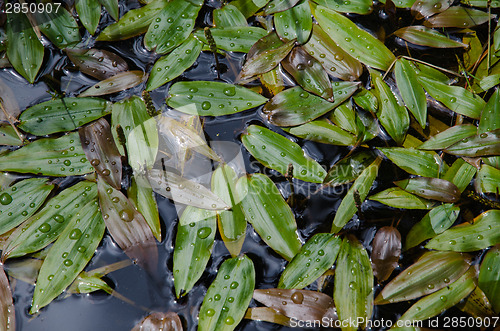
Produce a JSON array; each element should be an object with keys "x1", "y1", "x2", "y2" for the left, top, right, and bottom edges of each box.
[
  {"x1": 0, "y1": 126, "x2": 23, "y2": 146},
  {"x1": 312, "y1": 0, "x2": 373, "y2": 14},
  {"x1": 231, "y1": 0, "x2": 270, "y2": 18},
  {"x1": 131, "y1": 312, "x2": 183, "y2": 331},
  {"x1": 236, "y1": 174, "x2": 301, "y2": 261},
  {"x1": 194, "y1": 27, "x2": 267, "y2": 53},
  {"x1": 353, "y1": 88, "x2": 378, "y2": 113},
  {"x1": 279, "y1": 233, "x2": 341, "y2": 289},
  {"x1": 314, "y1": 5, "x2": 396, "y2": 70},
  {"x1": 405, "y1": 204, "x2": 460, "y2": 250},
  {"x1": 369, "y1": 187, "x2": 436, "y2": 210},
  {"x1": 329, "y1": 102, "x2": 358, "y2": 135},
  {"x1": 34, "y1": 6, "x2": 81, "y2": 48},
  {"x1": 444, "y1": 129, "x2": 500, "y2": 157},
  {"x1": 0, "y1": 132, "x2": 94, "y2": 176},
  {"x1": 260, "y1": 68, "x2": 285, "y2": 96},
  {"x1": 31, "y1": 199, "x2": 105, "y2": 313},
  {"x1": 442, "y1": 158, "x2": 477, "y2": 192},
  {"x1": 128, "y1": 174, "x2": 161, "y2": 241},
  {"x1": 378, "y1": 147, "x2": 446, "y2": 178},
  {"x1": 324, "y1": 151, "x2": 376, "y2": 187},
  {"x1": 99, "y1": 0, "x2": 120, "y2": 20},
  {"x1": 0, "y1": 78, "x2": 21, "y2": 123},
  {"x1": 479, "y1": 88, "x2": 500, "y2": 134},
  {"x1": 478, "y1": 246, "x2": 500, "y2": 313},
  {"x1": 0, "y1": 178, "x2": 54, "y2": 235},
  {"x1": 241, "y1": 125, "x2": 326, "y2": 183},
  {"x1": 198, "y1": 255, "x2": 255, "y2": 331},
  {"x1": 334, "y1": 235, "x2": 373, "y2": 331},
  {"x1": 395, "y1": 177, "x2": 460, "y2": 203},
  {"x1": 263, "y1": 0, "x2": 300, "y2": 14},
  {"x1": 6, "y1": 12, "x2": 44, "y2": 83},
  {"x1": 418, "y1": 124, "x2": 478, "y2": 150},
  {"x1": 477, "y1": 164, "x2": 500, "y2": 194},
  {"x1": 372, "y1": 226, "x2": 401, "y2": 282},
  {"x1": 426, "y1": 210, "x2": 500, "y2": 252},
  {"x1": 213, "y1": 4, "x2": 247, "y2": 27},
  {"x1": 75, "y1": 0, "x2": 101, "y2": 35},
  {"x1": 425, "y1": 6, "x2": 494, "y2": 28},
  {"x1": 375, "y1": 251, "x2": 470, "y2": 304},
  {"x1": 285, "y1": 120, "x2": 357, "y2": 146},
  {"x1": 456, "y1": 285, "x2": 494, "y2": 318},
  {"x1": 66, "y1": 48, "x2": 129, "y2": 80},
  {"x1": 395, "y1": 26, "x2": 467, "y2": 48},
  {"x1": 394, "y1": 59, "x2": 427, "y2": 128},
  {"x1": 244, "y1": 308, "x2": 291, "y2": 326},
  {"x1": 79, "y1": 71, "x2": 146, "y2": 97},
  {"x1": 174, "y1": 206, "x2": 216, "y2": 297},
  {"x1": 331, "y1": 159, "x2": 380, "y2": 233},
  {"x1": 0, "y1": 265, "x2": 15, "y2": 331},
  {"x1": 274, "y1": 0, "x2": 311, "y2": 44}
]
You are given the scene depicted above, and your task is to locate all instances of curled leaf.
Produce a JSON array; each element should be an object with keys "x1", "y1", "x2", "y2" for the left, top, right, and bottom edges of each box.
[{"x1": 371, "y1": 226, "x2": 401, "y2": 282}]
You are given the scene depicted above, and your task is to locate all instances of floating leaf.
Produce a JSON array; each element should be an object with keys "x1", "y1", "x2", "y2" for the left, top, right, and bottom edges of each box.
[
  {"x1": 79, "y1": 71, "x2": 146, "y2": 97},
  {"x1": 260, "y1": 68, "x2": 285, "y2": 96},
  {"x1": 198, "y1": 255, "x2": 255, "y2": 331},
  {"x1": 425, "y1": 6, "x2": 495, "y2": 28},
  {"x1": 442, "y1": 158, "x2": 477, "y2": 192},
  {"x1": 236, "y1": 174, "x2": 301, "y2": 261},
  {"x1": 263, "y1": 0, "x2": 300, "y2": 14},
  {"x1": 331, "y1": 159, "x2": 379, "y2": 233},
  {"x1": 0, "y1": 78, "x2": 21, "y2": 123},
  {"x1": 75, "y1": 0, "x2": 101, "y2": 35},
  {"x1": 244, "y1": 307, "x2": 291, "y2": 326},
  {"x1": 375, "y1": 251, "x2": 470, "y2": 304},
  {"x1": 334, "y1": 235, "x2": 373, "y2": 331},
  {"x1": 174, "y1": 206, "x2": 216, "y2": 297},
  {"x1": 231, "y1": 0, "x2": 270, "y2": 18},
  {"x1": 411, "y1": 0, "x2": 452, "y2": 18},
  {"x1": 405, "y1": 204, "x2": 460, "y2": 250},
  {"x1": 456, "y1": 285, "x2": 494, "y2": 318},
  {"x1": 0, "y1": 125, "x2": 23, "y2": 146},
  {"x1": 395, "y1": 177, "x2": 460, "y2": 203},
  {"x1": 353, "y1": 88, "x2": 378, "y2": 113},
  {"x1": 285, "y1": 119, "x2": 358, "y2": 146},
  {"x1": 477, "y1": 164, "x2": 500, "y2": 194},
  {"x1": 418, "y1": 124, "x2": 478, "y2": 150},
  {"x1": 0, "y1": 132, "x2": 94, "y2": 176},
  {"x1": 99, "y1": 0, "x2": 120, "y2": 20},
  {"x1": 479, "y1": 88, "x2": 500, "y2": 134},
  {"x1": 378, "y1": 147, "x2": 445, "y2": 178},
  {"x1": 31, "y1": 199, "x2": 104, "y2": 314},
  {"x1": 313, "y1": 5, "x2": 396, "y2": 70},
  {"x1": 329, "y1": 102, "x2": 359, "y2": 135},
  {"x1": 194, "y1": 27, "x2": 267, "y2": 53},
  {"x1": 324, "y1": 151, "x2": 376, "y2": 187},
  {"x1": 241, "y1": 125, "x2": 326, "y2": 183},
  {"x1": 279, "y1": 233, "x2": 341, "y2": 289},
  {"x1": 34, "y1": 6, "x2": 81, "y2": 48},
  {"x1": 213, "y1": 4, "x2": 247, "y2": 27},
  {"x1": 372, "y1": 226, "x2": 401, "y2": 282},
  {"x1": 426, "y1": 210, "x2": 500, "y2": 252},
  {"x1": 478, "y1": 246, "x2": 500, "y2": 313},
  {"x1": 369, "y1": 187, "x2": 436, "y2": 210},
  {"x1": 275, "y1": 0, "x2": 311, "y2": 44},
  {"x1": 312, "y1": 0, "x2": 373, "y2": 14},
  {"x1": 66, "y1": 48, "x2": 128, "y2": 80},
  {"x1": 395, "y1": 26, "x2": 467, "y2": 48},
  {"x1": 444, "y1": 129, "x2": 500, "y2": 157},
  {"x1": 167, "y1": 81, "x2": 267, "y2": 116},
  {"x1": 131, "y1": 312, "x2": 183, "y2": 331},
  {"x1": 128, "y1": 174, "x2": 161, "y2": 241},
  {"x1": 0, "y1": 265, "x2": 15, "y2": 331}
]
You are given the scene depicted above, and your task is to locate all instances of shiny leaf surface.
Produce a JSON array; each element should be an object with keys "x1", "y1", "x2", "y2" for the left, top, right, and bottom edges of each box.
[
  {"x1": 213, "y1": 4, "x2": 247, "y2": 27},
  {"x1": 0, "y1": 265, "x2": 15, "y2": 331},
  {"x1": 477, "y1": 164, "x2": 500, "y2": 194},
  {"x1": 442, "y1": 158, "x2": 477, "y2": 192},
  {"x1": 194, "y1": 27, "x2": 267, "y2": 53},
  {"x1": 478, "y1": 246, "x2": 500, "y2": 313},
  {"x1": 131, "y1": 312, "x2": 183, "y2": 331},
  {"x1": 274, "y1": 0, "x2": 311, "y2": 44},
  {"x1": 324, "y1": 151, "x2": 376, "y2": 187},
  {"x1": 128, "y1": 175, "x2": 161, "y2": 241},
  {"x1": 284, "y1": 119, "x2": 357, "y2": 146},
  {"x1": 79, "y1": 71, "x2": 146, "y2": 97},
  {"x1": 395, "y1": 177, "x2": 460, "y2": 202},
  {"x1": 444, "y1": 129, "x2": 500, "y2": 157},
  {"x1": 66, "y1": 48, "x2": 129, "y2": 80},
  {"x1": 425, "y1": 6, "x2": 494, "y2": 28},
  {"x1": 75, "y1": 0, "x2": 101, "y2": 35},
  {"x1": 372, "y1": 226, "x2": 401, "y2": 282},
  {"x1": 34, "y1": 6, "x2": 81, "y2": 48},
  {"x1": 418, "y1": 124, "x2": 478, "y2": 150},
  {"x1": 378, "y1": 147, "x2": 446, "y2": 178},
  {"x1": 369, "y1": 187, "x2": 436, "y2": 209},
  {"x1": 395, "y1": 26, "x2": 467, "y2": 48}
]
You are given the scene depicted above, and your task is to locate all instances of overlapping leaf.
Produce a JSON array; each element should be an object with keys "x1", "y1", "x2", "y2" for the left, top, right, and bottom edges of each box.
[
  {"x1": 194, "y1": 27, "x2": 267, "y2": 53},
  {"x1": 378, "y1": 147, "x2": 446, "y2": 177},
  {"x1": 34, "y1": 5, "x2": 81, "y2": 48},
  {"x1": 284, "y1": 120, "x2": 357, "y2": 146},
  {"x1": 79, "y1": 71, "x2": 146, "y2": 97},
  {"x1": 395, "y1": 26, "x2": 467, "y2": 48},
  {"x1": 0, "y1": 265, "x2": 15, "y2": 331},
  {"x1": 66, "y1": 48, "x2": 128, "y2": 80},
  {"x1": 132, "y1": 312, "x2": 183, "y2": 331},
  {"x1": 369, "y1": 187, "x2": 436, "y2": 209},
  {"x1": 274, "y1": 0, "x2": 311, "y2": 44},
  {"x1": 418, "y1": 124, "x2": 478, "y2": 150},
  {"x1": 395, "y1": 177, "x2": 460, "y2": 202},
  {"x1": 372, "y1": 226, "x2": 401, "y2": 282},
  {"x1": 478, "y1": 246, "x2": 500, "y2": 313}
]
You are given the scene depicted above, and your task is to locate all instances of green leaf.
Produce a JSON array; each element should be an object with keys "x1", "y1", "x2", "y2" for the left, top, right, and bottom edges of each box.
[
  {"x1": 31, "y1": 199, "x2": 105, "y2": 314},
  {"x1": 6, "y1": 12, "x2": 44, "y2": 83},
  {"x1": 0, "y1": 265, "x2": 15, "y2": 331},
  {"x1": 231, "y1": 0, "x2": 269, "y2": 18},
  {"x1": 479, "y1": 88, "x2": 500, "y2": 134},
  {"x1": 278, "y1": 233, "x2": 341, "y2": 289},
  {"x1": 34, "y1": 5, "x2": 81, "y2": 48},
  {"x1": 353, "y1": 88, "x2": 378, "y2": 113},
  {"x1": 199, "y1": 255, "x2": 255, "y2": 331},
  {"x1": 411, "y1": 0, "x2": 452, "y2": 18},
  {"x1": 99, "y1": 0, "x2": 120, "y2": 20},
  {"x1": 395, "y1": 177, "x2": 460, "y2": 203},
  {"x1": 417, "y1": 76, "x2": 486, "y2": 119},
  {"x1": 128, "y1": 174, "x2": 161, "y2": 241},
  {"x1": 236, "y1": 174, "x2": 301, "y2": 261},
  {"x1": 0, "y1": 178, "x2": 54, "y2": 235},
  {"x1": 0, "y1": 125, "x2": 23, "y2": 146},
  {"x1": 424, "y1": 6, "x2": 494, "y2": 28},
  {"x1": 394, "y1": 26, "x2": 467, "y2": 48},
  {"x1": 313, "y1": 5, "x2": 396, "y2": 70},
  {"x1": 478, "y1": 246, "x2": 500, "y2": 313},
  {"x1": 371, "y1": 226, "x2": 401, "y2": 282},
  {"x1": 167, "y1": 81, "x2": 267, "y2": 116},
  {"x1": 79, "y1": 71, "x2": 146, "y2": 97},
  {"x1": 97, "y1": 0, "x2": 169, "y2": 41},
  {"x1": 284, "y1": 119, "x2": 358, "y2": 146},
  {"x1": 244, "y1": 307, "x2": 291, "y2": 326},
  {"x1": 194, "y1": 27, "x2": 267, "y2": 53},
  {"x1": 324, "y1": 151, "x2": 376, "y2": 187},
  {"x1": 444, "y1": 129, "x2": 500, "y2": 157},
  {"x1": 75, "y1": 0, "x2": 101, "y2": 35},
  {"x1": 66, "y1": 48, "x2": 128, "y2": 81},
  {"x1": 394, "y1": 59, "x2": 427, "y2": 128},
  {"x1": 334, "y1": 235, "x2": 373, "y2": 331},
  {"x1": 378, "y1": 147, "x2": 446, "y2": 178},
  {"x1": 331, "y1": 159, "x2": 380, "y2": 233},
  {"x1": 418, "y1": 124, "x2": 478, "y2": 150},
  {"x1": 312, "y1": 0, "x2": 373, "y2": 14},
  {"x1": 405, "y1": 204, "x2": 460, "y2": 250},
  {"x1": 275, "y1": 0, "x2": 311, "y2": 44},
  {"x1": 442, "y1": 158, "x2": 477, "y2": 192},
  {"x1": 146, "y1": 35, "x2": 203, "y2": 91},
  {"x1": 329, "y1": 102, "x2": 359, "y2": 135},
  {"x1": 144, "y1": 0, "x2": 201, "y2": 54},
  {"x1": 2, "y1": 181, "x2": 97, "y2": 259},
  {"x1": 426, "y1": 210, "x2": 500, "y2": 252},
  {"x1": 213, "y1": 4, "x2": 247, "y2": 27},
  {"x1": 241, "y1": 125, "x2": 326, "y2": 183},
  {"x1": 0, "y1": 132, "x2": 94, "y2": 176},
  {"x1": 263, "y1": 0, "x2": 300, "y2": 14},
  {"x1": 174, "y1": 206, "x2": 216, "y2": 297},
  {"x1": 375, "y1": 251, "x2": 470, "y2": 304},
  {"x1": 477, "y1": 164, "x2": 500, "y2": 194},
  {"x1": 369, "y1": 187, "x2": 436, "y2": 210}
]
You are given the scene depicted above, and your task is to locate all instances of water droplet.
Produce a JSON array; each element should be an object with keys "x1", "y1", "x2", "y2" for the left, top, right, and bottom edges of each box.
[
  {"x1": 291, "y1": 292, "x2": 304, "y2": 304},
  {"x1": 0, "y1": 193, "x2": 12, "y2": 205},
  {"x1": 206, "y1": 309, "x2": 215, "y2": 316},
  {"x1": 214, "y1": 294, "x2": 221, "y2": 301},
  {"x1": 63, "y1": 259, "x2": 73, "y2": 266},
  {"x1": 63, "y1": 160, "x2": 71, "y2": 166},
  {"x1": 201, "y1": 101, "x2": 211, "y2": 110},
  {"x1": 224, "y1": 275, "x2": 230, "y2": 280},
  {"x1": 112, "y1": 197, "x2": 120, "y2": 203},
  {"x1": 349, "y1": 281, "x2": 356, "y2": 290},
  {"x1": 449, "y1": 240, "x2": 456, "y2": 245},
  {"x1": 224, "y1": 87, "x2": 236, "y2": 96},
  {"x1": 480, "y1": 133, "x2": 488, "y2": 138},
  {"x1": 225, "y1": 317, "x2": 234, "y2": 325},
  {"x1": 90, "y1": 159, "x2": 100, "y2": 166},
  {"x1": 69, "y1": 229, "x2": 82, "y2": 240},
  {"x1": 38, "y1": 223, "x2": 51, "y2": 233},
  {"x1": 120, "y1": 210, "x2": 133, "y2": 222},
  {"x1": 101, "y1": 169, "x2": 111, "y2": 176},
  {"x1": 197, "y1": 227, "x2": 212, "y2": 239},
  {"x1": 477, "y1": 234, "x2": 484, "y2": 240},
  {"x1": 318, "y1": 249, "x2": 325, "y2": 256},
  {"x1": 230, "y1": 281, "x2": 239, "y2": 289},
  {"x1": 440, "y1": 295, "x2": 447, "y2": 302},
  {"x1": 53, "y1": 214, "x2": 65, "y2": 223},
  {"x1": 427, "y1": 284, "x2": 434, "y2": 289}
]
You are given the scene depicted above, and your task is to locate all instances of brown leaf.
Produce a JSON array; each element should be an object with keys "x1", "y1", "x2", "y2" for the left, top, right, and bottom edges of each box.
[
  {"x1": 0, "y1": 264, "x2": 15, "y2": 331},
  {"x1": 78, "y1": 71, "x2": 146, "y2": 97},
  {"x1": 66, "y1": 48, "x2": 128, "y2": 80},
  {"x1": 395, "y1": 177, "x2": 461, "y2": 203},
  {"x1": 131, "y1": 312, "x2": 183, "y2": 331},
  {"x1": 79, "y1": 118, "x2": 122, "y2": 189},
  {"x1": 0, "y1": 77, "x2": 20, "y2": 123},
  {"x1": 371, "y1": 226, "x2": 401, "y2": 282},
  {"x1": 244, "y1": 307, "x2": 291, "y2": 326},
  {"x1": 411, "y1": 0, "x2": 453, "y2": 19}
]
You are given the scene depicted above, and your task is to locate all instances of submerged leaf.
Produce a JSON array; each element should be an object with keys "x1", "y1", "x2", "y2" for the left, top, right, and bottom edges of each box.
[
  {"x1": 244, "y1": 307, "x2": 291, "y2": 326},
  {"x1": 0, "y1": 265, "x2": 15, "y2": 331},
  {"x1": 66, "y1": 48, "x2": 128, "y2": 80},
  {"x1": 131, "y1": 312, "x2": 183, "y2": 331},
  {"x1": 395, "y1": 26, "x2": 467, "y2": 48},
  {"x1": 395, "y1": 177, "x2": 460, "y2": 202},
  {"x1": 79, "y1": 71, "x2": 146, "y2": 97},
  {"x1": 372, "y1": 226, "x2": 401, "y2": 282},
  {"x1": 128, "y1": 175, "x2": 161, "y2": 241}
]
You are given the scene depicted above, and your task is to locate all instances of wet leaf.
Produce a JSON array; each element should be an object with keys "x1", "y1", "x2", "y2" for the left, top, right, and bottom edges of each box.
[
  {"x1": 260, "y1": 68, "x2": 285, "y2": 96},
  {"x1": 146, "y1": 35, "x2": 202, "y2": 91},
  {"x1": 244, "y1": 307, "x2": 291, "y2": 326},
  {"x1": 375, "y1": 251, "x2": 470, "y2": 304},
  {"x1": 79, "y1": 70, "x2": 146, "y2": 97},
  {"x1": 372, "y1": 226, "x2": 401, "y2": 282},
  {"x1": 0, "y1": 264, "x2": 15, "y2": 331},
  {"x1": 128, "y1": 174, "x2": 161, "y2": 241},
  {"x1": 329, "y1": 102, "x2": 359, "y2": 135},
  {"x1": 426, "y1": 210, "x2": 500, "y2": 252},
  {"x1": 0, "y1": 78, "x2": 21, "y2": 123},
  {"x1": 144, "y1": 0, "x2": 201, "y2": 54},
  {"x1": 0, "y1": 125, "x2": 23, "y2": 146},
  {"x1": 241, "y1": 125, "x2": 326, "y2": 183},
  {"x1": 31, "y1": 199, "x2": 105, "y2": 314},
  {"x1": 131, "y1": 312, "x2": 183, "y2": 331},
  {"x1": 463, "y1": 30, "x2": 483, "y2": 70},
  {"x1": 174, "y1": 206, "x2": 216, "y2": 297},
  {"x1": 303, "y1": 24, "x2": 363, "y2": 81},
  {"x1": 279, "y1": 233, "x2": 341, "y2": 289},
  {"x1": 75, "y1": 0, "x2": 101, "y2": 35},
  {"x1": 167, "y1": 81, "x2": 267, "y2": 116},
  {"x1": 0, "y1": 132, "x2": 94, "y2": 176},
  {"x1": 331, "y1": 159, "x2": 380, "y2": 233},
  {"x1": 34, "y1": 6, "x2": 81, "y2": 49},
  {"x1": 334, "y1": 235, "x2": 373, "y2": 331},
  {"x1": 418, "y1": 124, "x2": 478, "y2": 150},
  {"x1": 442, "y1": 158, "x2": 477, "y2": 193},
  {"x1": 353, "y1": 88, "x2": 378, "y2": 113},
  {"x1": 425, "y1": 6, "x2": 495, "y2": 28},
  {"x1": 395, "y1": 177, "x2": 460, "y2": 203},
  {"x1": 479, "y1": 88, "x2": 500, "y2": 134},
  {"x1": 312, "y1": 0, "x2": 373, "y2": 14},
  {"x1": 478, "y1": 246, "x2": 500, "y2": 313},
  {"x1": 417, "y1": 75, "x2": 486, "y2": 119},
  {"x1": 274, "y1": 0, "x2": 311, "y2": 44},
  {"x1": 284, "y1": 119, "x2": 358, "y2": 146},
  {"x1": 98, "y1": 179, "x2": 158, "y2": 272},
  {"x1": 211, "y1": 165, "x2": 246, "y2": 257},
  {"x1": 411, "y1": 0, "x2": 452, "y2": 18},
  {"x1": 213, "y1": 4, "x2": 247, "y2": 27},
  {"x1": 236, "y1": 174, "x2": 301, "y2": 261},
  {"x1": 457, "y1": 285, "x2": 494, "y2": 318},
  {"x1": 314, "y1": 5, "x2": 396, "y2": 70},
  {"x1": 99, "y1": 0, "x2": 120, "y2": 20},
  {"x1": 194, "y1": 27, "x2": 267, "y2": 53},
  {"x1": 198, "y1": 255, "x2": 255, "y2": 331},
  {"x1": 477, "y1": 164, "x2": 500, "y2": 194},
  {"x1": 369, "y1": 187, "x2": 436, "y2": 209},
  {"x1": 405, "y1": 203, "x2": 460, "y2": 250},
  {"x1": 444, "y1": 129, "x2": 500, "y2": 157},
  {"x1": 324, "y1": 151, "x2": 376, "y2": 187},
  {"x1": 263, "y1": 0, "x2": 300, "y2": 14},
  {"x1": 231, "y1": 0, "x2": 269, "y2": 18},
  {"x1": 66, "y1": 48, "x2": 129, "y2": 81},
  {"x1": 6, "y1": 12, "x2": 44, "y2": 83},
  {"x1": 378, "y1": 147, "x2": 446, "y2": 178}
]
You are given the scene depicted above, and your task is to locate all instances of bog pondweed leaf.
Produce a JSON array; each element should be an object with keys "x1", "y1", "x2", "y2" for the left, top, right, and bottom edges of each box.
[
  {"x1": 34, "y1": 6, "x2": 81, "y2": 49},
  {"x1": 426, "y1": 210, "x2": 500, "y2": 252},
  {"x1": 79, "y1": 118, "x2": 122, "y2": 189},
  {"x1": 479, "y1": 88, "x2": 500, "y2": 134},
  {"x1": 66, "y1": 48, "x2": 128, "y2": 81},
  {"x1": 369, "y1": 187, "x2": 436, "y2": 209},
  {"x1": 478, "y1": 246, "x2": 500, "y2": 313},
  {"x1": 174, "y1": 206, "x2": 216, "y2": 297},
  {"x1": 442, "y1": 158, "x2": 477, "y2": 192},
  {"x1": 378, "y1": 147, "x2": 446, "y2": 178},
  {"x1": 18, "y1": 97, "x2": 111, "y2": 136},
  {"x1": 424, "y1": 6, "x2": 495, "y2": 28},
  {"x1": 334, "y1": 235, "x2": 373, "y2": 331},
  {"x1": 278, "y1": 233, "x2": 341, "y2": 289},
  {"x1": 0, "y1": 125, "x2": 23, "y2": 146},
  {"x1": 418, "y1": 124, "x2": 478, "y2": 150},
  {"x1": 313, "y1": 5, "x2": 395, "y2": 70},
  {"x1": 284, "y1": 120, "x2": 357, "y2": 146},
  {"x1": 0, "y1": 132, "x2": 94, "y2": 176},
  {"x1": 405, "y1": 203, "x2": 460, "y2": 250},
  {"x1": 312, "y1": 0, "x2": 373, "y2": 14},
  {"x1": 324, "y1": 151, "x2": 377, "y2": 187},
  {"x1": 31, "y1": 199, "x2": 105, "y2": 314},
  {"x1": 75, "y1": 0, "x2": 101, "y2": 35},
  {"x1": 211, "y1": 165, "x2": 246, "y2": 257},
  {"x1": 395, "y1": 177, "x2": 460, "y2": 202},
  {"x1": 236, "y1": 174, "x2": 302, "y2": 261},
  {"x1": 329, "y1": 102, "x2": 359, "y2": 136},
  {"x1": 244, "y1": 307, "x2": 291, "y2": 326},
  {"x1": 79, "y1": 71, "x2": 146, "y2": 97},
  {"x1": 411, "y1": 0, "x2": 452, "y2": 18},
  {"x1": 477, "y1": 164, "x2": 500, "y2": 194},
  {"x1": 457, "y1": 285, "x2": 495, "y2": 318},
  {"x1": 99, "y1": 0, "x2": 120, "y2": 20},
  {"x1": 444, "y1": 129, "x2": 500, "y2": 157},
  {"x1": 6, "y1": 12, "x2": 44, "y2": 83},
  {"x1": 0, "y1": 265, "x2": 15, "y2": 331},
  {"x1": 263, "y1": 0, "x2": 300, "y2": 14},
  {"x1": 260, "y1": 68, "x2": 285, "y2": 96},
  {"x1": 128, "y1": 175, "x2": 161, "y2": 241},
  {"x1": 375, "y1": 251, "x2": 470, "y2": 304},
  {"x1": 194, "y1": 27, "x2": 267, "y2": 53},
  {"x1": 231, "y1": 0, "x2": 269, "y2": 18},
  {"x1": 303, "y1": 24, "x2": 363, "y2": 81},
  {"x1": 131, "y1": 312, "x2": 183, "y2": 331},
  {"x1": 274, "y1": 0, "x2": 311, "y2": 44},
  {"x1": 394, "y1": 59, "x2": 427, "y2": 128},
  {"x1": 198, "y1": 255, "x2": 255, "y2": 331},
  {"x1": 213, "y1": 4, "x2": 248, "y2": 27},
  {"x1": 394, "y1": 26, "x2": 468, "y2": 48},
  {"x1": 146, "y1": 35, "x2": 202, "y2": 91},
  {"x1": 167, "y1": 81, "x2": 267, "y2": 116},
  {"x1": 144, "y1": 0, "x2": 201, "y2": 54},
  {"x1": 353, "y1": 88, "x2": 378, "y2": 113},
  {"x1": 371, "y1": 226, "x2": 401, "y2": 282},
  {"x1": 0, "y1": 178, "x2": 54, "y2": 235},
  {"x1": 241, "y1": 125, "x2": 326, "y2": 183},
  {"x1": 2, "y1": 181, "x2": 97, "y2": 260}
]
